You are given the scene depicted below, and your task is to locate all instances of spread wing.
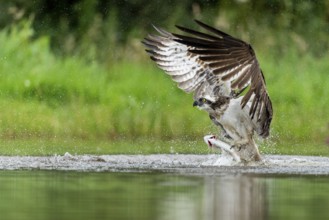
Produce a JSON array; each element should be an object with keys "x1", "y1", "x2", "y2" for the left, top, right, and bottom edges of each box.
[
  {"x1": 142, "y1": 26, "x2": 210, "y2": 94},
  {"x1": 142, "y1": 20, "x2": 272, "y2": 138}
]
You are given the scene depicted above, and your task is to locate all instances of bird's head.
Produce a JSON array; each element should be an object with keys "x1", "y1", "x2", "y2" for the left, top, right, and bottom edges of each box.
[
  {"x1": 193, "y1": 96, "x2": 230, "y2": 113},
  {"x1": 193, "y1": 96, "x2": 214, "y2": 112}
]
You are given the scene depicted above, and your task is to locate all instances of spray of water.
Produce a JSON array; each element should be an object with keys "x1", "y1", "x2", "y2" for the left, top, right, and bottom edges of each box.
[{"x1": 0, "y1": 153, "x2": 329, "y2": 175}]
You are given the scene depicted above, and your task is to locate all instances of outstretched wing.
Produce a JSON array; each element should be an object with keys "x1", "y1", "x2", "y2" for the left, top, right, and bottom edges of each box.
[
  {"x1": 142, "y1": 20, "x2": 272, "y2": 137},
  {"x1": 142, "y1": 26, "x2": 212, "y2": 94}
]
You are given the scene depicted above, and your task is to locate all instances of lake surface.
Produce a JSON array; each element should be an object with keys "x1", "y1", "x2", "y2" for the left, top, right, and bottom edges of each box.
[{"x1": 0, "y1": 171, "x2": 328, "y2": 220}]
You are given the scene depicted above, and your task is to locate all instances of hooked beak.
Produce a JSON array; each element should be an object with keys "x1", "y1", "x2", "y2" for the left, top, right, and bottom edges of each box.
[{"x1": 193, "y1": 101, "x2": 199, "y2": 107}]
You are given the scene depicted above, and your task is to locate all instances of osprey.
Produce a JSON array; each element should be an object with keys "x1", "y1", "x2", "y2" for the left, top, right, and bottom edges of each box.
[{"x1": 142, "y1": 20, "x2": 273, "y2": 163}]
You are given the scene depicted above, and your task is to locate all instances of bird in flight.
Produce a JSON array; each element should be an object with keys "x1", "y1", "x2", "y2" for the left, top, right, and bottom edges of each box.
[{"x1": 142, "y1": 20, "x2": 273, "y2": 163}]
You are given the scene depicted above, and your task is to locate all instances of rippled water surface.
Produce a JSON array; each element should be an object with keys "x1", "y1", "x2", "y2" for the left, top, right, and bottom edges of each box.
[{"x1": 1, "y1": 171, "x2": 328, "y2": 220}]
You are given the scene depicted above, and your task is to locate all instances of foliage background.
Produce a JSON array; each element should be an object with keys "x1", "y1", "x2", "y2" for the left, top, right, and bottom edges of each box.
[{"x1": 0, "y1": 0, "x2": 328, "y2": 155}]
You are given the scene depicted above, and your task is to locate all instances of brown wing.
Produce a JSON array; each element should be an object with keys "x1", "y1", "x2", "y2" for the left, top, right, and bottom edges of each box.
[
  {"x1": 172, "y1": 20, "x2": 273, "y2": 138},
  {"x1": 142, "y1": 26, "x2": 210, "y2": 94},
  {"x1": 142, "y1": 20, "x2": 272, "y2": 138}
]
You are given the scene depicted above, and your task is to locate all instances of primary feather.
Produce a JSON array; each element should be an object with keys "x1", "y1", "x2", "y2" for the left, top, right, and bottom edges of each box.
[
  {"x1": 142, "y1": 20, "x2": 273, "y2": 162},
  {"x1": 142, "y1": 20, "x2": 272, "y2": 137}
]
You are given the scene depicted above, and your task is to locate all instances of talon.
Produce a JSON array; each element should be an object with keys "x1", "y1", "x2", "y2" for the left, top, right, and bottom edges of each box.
[
  {"x1": 224, "y1": 134, "x2": 232, "y2": 140},
  {"x1": 232, "y1": 145, "x2": 242, "y2": 151}
]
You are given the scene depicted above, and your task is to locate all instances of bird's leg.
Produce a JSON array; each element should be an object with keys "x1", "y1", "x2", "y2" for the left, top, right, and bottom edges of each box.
[
  {"x1": 231, "y1": 138, "x2": 262, "y2": 162},
  {"x1": 203, "y1": 135, "x2": 241, "y2": 162},
  {"x1": 230, "y1": 139, "x2": 250, "y2": 151},
  {"x1": 209, "y1": 115, "x2": 232, "y2": 141},
  {"x1": 219, "y1": 129, "x2": 232, "y2": 142}
]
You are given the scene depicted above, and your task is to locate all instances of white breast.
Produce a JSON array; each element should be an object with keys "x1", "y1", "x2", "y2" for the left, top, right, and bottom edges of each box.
[{"x1": 219, "y1": 97, "x2": 254, "y2": 140}]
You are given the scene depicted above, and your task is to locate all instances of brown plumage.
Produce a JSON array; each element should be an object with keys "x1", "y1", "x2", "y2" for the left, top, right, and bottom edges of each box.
[
  {"x1": 142, "y1": 20, "x2": 273, "y2": 162},
  {"x1": 172, "y1": 20, "x2": 273, "y2": 137}
]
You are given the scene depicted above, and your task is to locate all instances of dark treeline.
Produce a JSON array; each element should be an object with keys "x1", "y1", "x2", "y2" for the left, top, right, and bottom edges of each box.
[{"x1": 1, "y1": 0, "x2": 328, "y2": 61}]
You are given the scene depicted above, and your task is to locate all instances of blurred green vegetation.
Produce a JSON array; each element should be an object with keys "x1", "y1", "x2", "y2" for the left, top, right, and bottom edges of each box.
[
  {"x1": 0, "y1": 1, "x2": 328, "y2": 155},
  {"x1": 2, "y1": 0, "x2": 329, "y2": 59}
]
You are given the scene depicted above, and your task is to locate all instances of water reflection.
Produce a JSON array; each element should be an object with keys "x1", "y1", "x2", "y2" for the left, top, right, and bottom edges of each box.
[
  {"x1": 0, "y1": 171, "x2": 328, "y2": 220},
  {"x1": 203, "y1": 175, "x2": 267, "y2": 220}
]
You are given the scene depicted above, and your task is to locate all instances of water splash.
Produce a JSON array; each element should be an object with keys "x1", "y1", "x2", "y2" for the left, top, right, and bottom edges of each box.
[{"x1": 1, "y1": 153, "x2": 329, "y2": 175}]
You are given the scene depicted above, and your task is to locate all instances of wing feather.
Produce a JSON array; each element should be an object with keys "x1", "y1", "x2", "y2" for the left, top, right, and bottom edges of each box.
[
  {"x1": 142, "y1": 30, "x2": 207, "y2": 93},
  {"x1": 173, "y1": 20, "x2": 272, "y2": 137},
  {"x1": 142, "y1": 20, "x2": 273, "y2": 137}
]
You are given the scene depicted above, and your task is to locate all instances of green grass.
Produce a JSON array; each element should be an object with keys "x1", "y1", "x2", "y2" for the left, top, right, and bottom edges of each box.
[
  {"x1": 0, "y1": 20, "x2": 328, "y2": 156},
  {"x1": 0, "y1": 138, "x2": 328, "y2": 157}
]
